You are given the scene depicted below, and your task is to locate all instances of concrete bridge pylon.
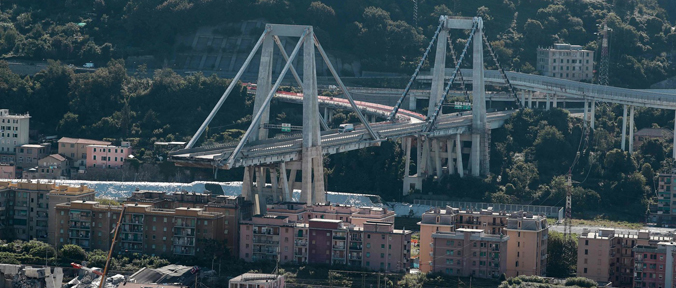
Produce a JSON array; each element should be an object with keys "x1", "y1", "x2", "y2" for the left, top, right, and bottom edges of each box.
[{"x1": 184, "y1": 24, "x2": 380, "y2": 214}]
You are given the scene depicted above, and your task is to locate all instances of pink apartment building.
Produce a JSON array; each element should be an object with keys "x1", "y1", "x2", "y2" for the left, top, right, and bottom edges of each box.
[
  {"x1": 86, "y1": 145, "x2": 131, "y2": 168},
  {"x1": 239, "y1": 214, "x2": 411, "y2": 272}
]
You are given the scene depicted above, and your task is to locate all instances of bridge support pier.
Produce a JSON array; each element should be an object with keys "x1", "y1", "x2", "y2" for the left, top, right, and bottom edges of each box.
[
  {"x1": 409, "y1": 96, "x2": 417, "y2": 110},
  {"x1": 520, "y1": 92, "x2": 526, "y2": 108},
  {"x1": 583, "y1": 100, "x2": 589, "y2": 129},
  {"x1": 673, "y1": 112, "x2": 676, "y2": 161},
  {"x1": 546, "y1": 94, "x2": 550, "y2": 110},
  {"x1": 621, "y1": 105, "x2": 628, "y2": 151},
  {"x1": 629, "y1": 106, "x2": 635, "y2": 154},
  {"x1": 590, "y1": 101, "x2": 596, "y2": 129},
  {"x1": 471, "y1": 18, "x2": 487, "y2": 177},
  {"x1": 528, "y1": 91, "x2": 533, "y2": 109},
  {"x1": 553, "y1": 94, "x2": 558, "y2": 108}
]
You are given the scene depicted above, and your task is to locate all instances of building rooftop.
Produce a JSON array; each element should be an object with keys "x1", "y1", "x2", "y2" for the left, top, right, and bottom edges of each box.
[
  {"x1": 0, "y1": 109, "x2": 30, "y2": 118},
  {"x1": 634, "y1": 127, "x2": 672, "y2": 138},
  {"x1": 44, "y1": 154, "x2": 67, "y2": 162},
  {"x1": 229, "y1": 273, "x2": 283, "y2": 284},
  {"x1": 58, "y1": 137, "x2": 111, "y2": 145},
  {"x1": 19, "y1": 143, "x2": 50, "y2": 148}
]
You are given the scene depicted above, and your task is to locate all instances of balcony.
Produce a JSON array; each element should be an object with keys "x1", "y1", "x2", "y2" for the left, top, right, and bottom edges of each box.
[
  {"x1": 69, "y1": 223, "x2": 91, "y2": 230},
  {"x1": 253, "y1": 229, "x2": 278, "y2": 235},
  {"x1": 349, "y1": 255, "x2": 362, "y2": 261},
  {"x1": 173, "y1": 228, "x2": 195, "y2": 237},
  {"x1": 294, "y1": 250, "x2": 305, "y2": 256},
  {"x1": 174, "y1": 218, "x2": 196, "y2": 228},
  {"x1": 69, "y1": 233, "x2": 90, "y2": 239},
  {"x1": 173, "y1": 247, "x2": 196, "y2": 255},
  {"x1": 349, "y1": 245, "x2": 363, "y2": 250},
  {"x1": 333, "y1": 234, "x2": 346, "y2": 240},
  {"x1": 294, "y1": 240, "x2": 307, "y2": 246},
  {"x1": 173, "y1": 238, "x2": 195, "y2": 246},
  {"x1": 253, "y1": 238, "x2": 279, "y2": 245},
  {"x1": 333, "y1": 244, "x2": 346, "y2": 250},
  {"x1": 121, "y1": 234, "x2": 143, "y2": 243}
]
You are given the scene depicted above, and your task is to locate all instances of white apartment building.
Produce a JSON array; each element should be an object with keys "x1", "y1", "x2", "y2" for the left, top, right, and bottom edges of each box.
[
  {"x1": 0, "y1": 109, "x2": 30, "y2": 163},
  {"x1": 536, "y1": 44, "x2": 595, "y2": 82}
]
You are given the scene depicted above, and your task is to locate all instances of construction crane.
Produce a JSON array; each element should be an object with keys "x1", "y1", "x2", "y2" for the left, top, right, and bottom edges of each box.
[
  {"x1": 98, "y1": 205, "x2": 126, "y2": 288},
  {"x1": 70, "y1": 263, "x2": 103, "y2": 276}
]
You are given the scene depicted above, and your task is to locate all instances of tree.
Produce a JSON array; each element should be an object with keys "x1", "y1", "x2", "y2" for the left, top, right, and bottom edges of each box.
[
  {"x1": 60, "y1": 244, "x2": 87, "y2": 262},
  {"x1": 506, "y1": 160, "x2": 539, "y2": 199},
  {"x1": 546, "y1": 231, "x2": 576, "y2": 278}
]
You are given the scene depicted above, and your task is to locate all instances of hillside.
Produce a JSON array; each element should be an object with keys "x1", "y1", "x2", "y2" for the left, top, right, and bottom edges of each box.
[{"x1": 0, "y1": 0, "x2": 674, "y2": 88}]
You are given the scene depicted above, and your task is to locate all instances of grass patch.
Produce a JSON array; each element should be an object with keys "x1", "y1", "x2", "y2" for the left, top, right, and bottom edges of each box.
[{"x1": 547, "y1": 217, "x2": 644, "y2": 230}]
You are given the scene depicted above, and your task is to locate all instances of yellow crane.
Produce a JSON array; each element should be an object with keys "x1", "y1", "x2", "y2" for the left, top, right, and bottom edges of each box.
[{"x1": 98, "y1": 205, "x2": 126, "y2": 288}]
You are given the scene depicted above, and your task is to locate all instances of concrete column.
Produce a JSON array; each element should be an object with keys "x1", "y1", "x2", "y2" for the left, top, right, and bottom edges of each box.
[
  {"x1": 590, "y1": 101, "x2": 596, "y2": 129},
  {"x1": 673, "y1": 112, "x2": 676, "y2": 161},
  {"x1": 270, "y1": 167, "x2": 279, "y2": 201},
  {"x1": 553, "y1": 94, "x2": 558, "y2": 108},
  {"x1": 428, "y1": 29, "x2": 449, "y2": 118},
  {"x1": 324, "y1": 107, "x2": 328, "y2": 120},
  {"x1": 409, "y1": 96, "x2": 417, "y2": 110},
  {"x1": 528, "y1": 91, "x2": 533, "y2": 108},
  {"x1": 665, "y1": 244, "x2": 675, "y2": 288},
  {"x1": 288, "y1": 169, "x2": 297, "y2": 200},
  {"x1": 416, "y1": 136, "x2": 423, "y2": 176},
  {"x1": 255, "y1": 167, "x2": 266, "y2": 215},
  {"x1": 433, "y1": 139, "x2": 442, "y2": 178},
  {"x1": 583, "y1": 100, "x2": 588, "y2": 129},
  {"x1": 241, "y1": 166, "x2": 253, "y2": 201},
  {"x1": 301, "y1": 29, "x2": 325, "y2": 205},
  {"x1": 404, "y1": 138, "x2": 412, "y2": 177},
  {"x1": 629, "y1": 106, "x2": 635, "y2": 154},
  {"x1": 520, "y1": 92, "x2": 526, "y2": 108},
  {"x1": 535, "y1": 100, "x2": 539, "y2": 109},
  {"x1": 328, "y1": 110, "x2": 333, "y2": 123},
  {"x1": 471, "y1": 18, "x2": 485, "y2": 177},
  {"x1": 447, "y1": 139, "x2": 454, "y2": 175},
  {"x1": 456, "y1": 133, "x2": 464, "y2": 177},
  {"x1": 251, "y1": 36, "x2": 275, "y2": 142},
  {"x1": 546, "y1": 94, "x2": 550, "y2": 110},
  {"x1": 621, "y1": 105, "x2": 628, "y2": 151},
  {"x1": 280, "y1": 162, "x2": 291, "y2": 201}
]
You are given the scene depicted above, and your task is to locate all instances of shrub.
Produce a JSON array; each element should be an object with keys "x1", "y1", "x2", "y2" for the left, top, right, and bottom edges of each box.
[
  {"x1": 565, "y1": 277, "x2": 597, "y2": 287},
  {"x1": 60, "y1": 244, "x2": 87, "y2": 262}
]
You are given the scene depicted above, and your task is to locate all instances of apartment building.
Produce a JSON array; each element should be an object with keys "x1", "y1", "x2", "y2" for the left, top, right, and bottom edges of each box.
[
  {"x1": 0, "y1": 109, "x2": 30, "y2": 159},
  {"x1": 47, "y1": 184, "x2": 96, "y2": 245},
  {"x1": 23, "y1": 154, "x2": 70, "y2": 180},
  {"x1": 0, "y1": 181, "x2": 94, "y2": 242},
  {"x1": 124, "y1": 190, "x2": 252, "y2": 256},
  {"x1": 536, "y1": 44, "x2": 594, "y2": 81},
  {"x1": 265, "y1": 202, "x2": 395, "y2": 228},
  {"x1": 577, "y1": 228, "x2": 676, "y2": 287},
  {"x1": 15, "y1": 143, "x2": 51, "y2": 170},
  {"x1": 57, "y1": 137, "x2": 111, "y2": 168},
  {"x1": 418, "y1": 206, "x2": 548, "y2": 278},
  {"x1": 54, "y1": 201, "x2": 227, "y2": 256},
  {"x1": 633, "y1": 128, "x2": 672, "y2": 151},
  {"x1": 430, "y1": 229, "x2": 509, "y2": 278},
  {"x1": 86, "y1": 144, "x2": 131, "y2": 168},
  {"x1": 633, "y1": 242, "x2": 676, "y2": 288},
  {"x1": 504, "y1": 213, "x2": 548, "y2": 277},
  {"x1": 0, "y1": 163, "x2": 15, "y2": 179},
  {"x1": 239, "y1": 215, "x2": 411, "y2": 272},
  {"x1": 654, "y1": 173, "x2": 676, "y2": 224}
]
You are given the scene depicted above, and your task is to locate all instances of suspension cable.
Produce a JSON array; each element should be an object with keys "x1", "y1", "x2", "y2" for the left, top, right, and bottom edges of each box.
[
  {"x1": 388, "y1": 21, "x2": 445, "y2": 121},
  {"x1": 482, "y1": 31, "x2": 522, "y2": 109},
  {"x1": 447, "y1": 36, "x2": 470, "y2": 102},
  {"x1": 424, "y1": 23, "x2": 478, "y2": 132}
]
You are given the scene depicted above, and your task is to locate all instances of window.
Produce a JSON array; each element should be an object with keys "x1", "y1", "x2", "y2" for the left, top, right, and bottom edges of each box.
[
  {"x1": 366, "y1": 252, "x2": 370, "y2": 258},
  {"x1": 585, "y1": 249, "x2": 588, "y2": 255},
  {"x1": 380, "y1": 253, "x2": 384, "y2": 258},
  {"x1": 381, "y1": 244, "x2": 385, "y2": 249}
]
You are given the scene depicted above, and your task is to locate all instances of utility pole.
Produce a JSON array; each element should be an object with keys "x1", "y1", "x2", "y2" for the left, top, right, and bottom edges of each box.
[
  {"x1": 412, "y1": 0, "x2": 418, "y2": 28},
  {"x1": 597, "y1": 22, "x2": 612, "y2": 86}
]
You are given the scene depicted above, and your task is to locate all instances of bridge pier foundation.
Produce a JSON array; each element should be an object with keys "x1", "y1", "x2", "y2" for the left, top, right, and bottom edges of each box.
[{"x1": 590, "y1": 101, "x2": 596, "y2": 129}]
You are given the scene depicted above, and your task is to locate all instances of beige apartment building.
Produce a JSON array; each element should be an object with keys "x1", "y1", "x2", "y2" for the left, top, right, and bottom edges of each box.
[
  {"x1": 536, "y1": 44, "x2": 594, "y2": 82},
  {"x1": 265, "y1": 202, "x2": 395, "y2": 228},
  {"x1": 430, "y1": 229, "x2": 509, "y2": 278},
  {"x1": 418, "y1": 206, "x2": 548, "y2": 278},
  {"x1": 57, "y1": 137, "x2": 110, "y2": 168},
  {"x1": 15, "y1": 143, "x2": 51, "y2": 170},
  {"x1": 504, "y1": 213, "x2": 548, "y2": 277},
  {"x1": 0, "y1": 181, "x2": 94, "y2": 242}
]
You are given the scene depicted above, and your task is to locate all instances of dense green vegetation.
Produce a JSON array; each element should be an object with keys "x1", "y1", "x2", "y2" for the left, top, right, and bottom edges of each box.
[{"x1": 1, "y1": 0, "x2": 675, "y2": 87}]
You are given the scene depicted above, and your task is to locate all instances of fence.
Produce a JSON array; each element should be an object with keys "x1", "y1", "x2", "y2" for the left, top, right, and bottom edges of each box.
[{"x1": 413, "y1": 199, "x2": 564, "y2": 220}]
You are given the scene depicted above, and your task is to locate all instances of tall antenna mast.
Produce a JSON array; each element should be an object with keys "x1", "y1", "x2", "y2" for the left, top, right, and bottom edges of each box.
[
  {"x1": 598, "y1": 22, "x2": 611, "y2": 85},
  {"x1": 413, "y1": 0, "x2": 418, "y2": 28}
]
